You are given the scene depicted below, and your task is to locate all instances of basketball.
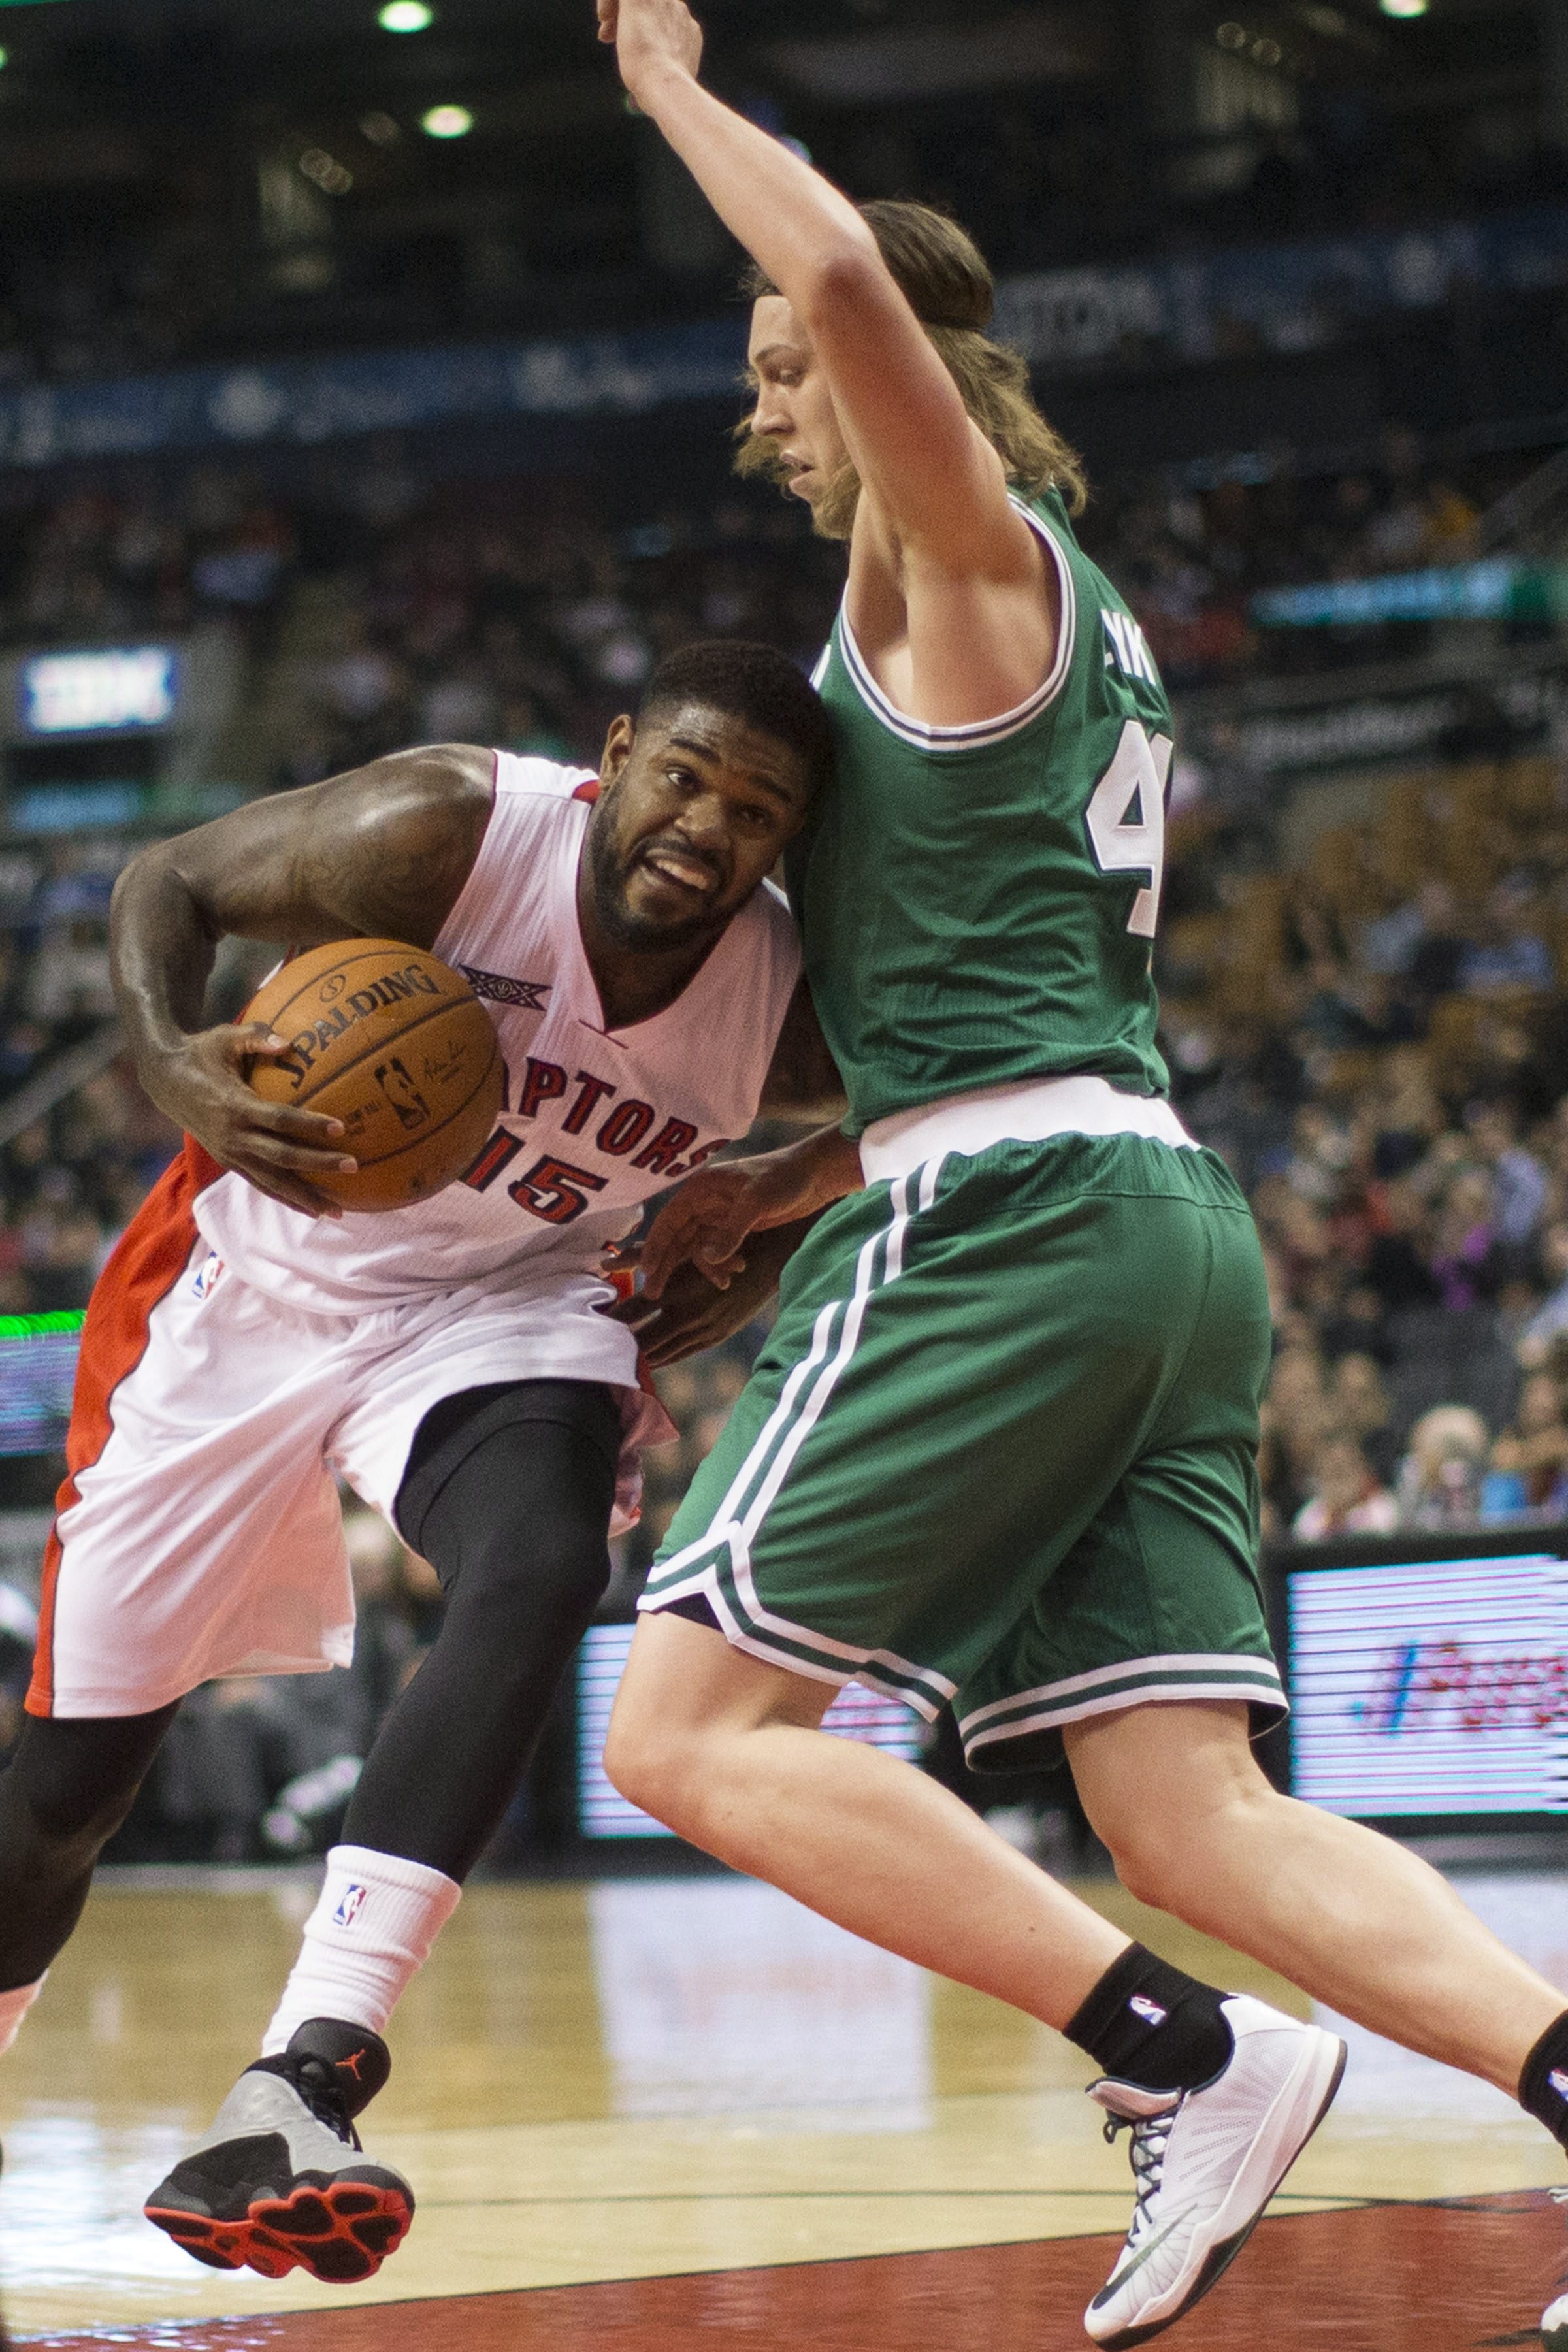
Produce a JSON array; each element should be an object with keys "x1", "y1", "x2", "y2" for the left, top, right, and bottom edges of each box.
[{"x1": 241, "y1": 939, "x2": 504, "y2": 1212}]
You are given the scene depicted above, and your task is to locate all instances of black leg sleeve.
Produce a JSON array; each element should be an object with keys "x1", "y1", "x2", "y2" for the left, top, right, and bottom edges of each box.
[
  {"x1": 341, "y1": 1379, "x2": 621, "y2": 1882},
  {"x1": 0, "y1": 1704, "x2": 179, "y2": 1989}
]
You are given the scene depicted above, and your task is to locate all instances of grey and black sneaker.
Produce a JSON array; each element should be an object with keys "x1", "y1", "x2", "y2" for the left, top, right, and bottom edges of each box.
[{"x1": 144, "y1": 2017, "x2": 413, "y2": 2283}]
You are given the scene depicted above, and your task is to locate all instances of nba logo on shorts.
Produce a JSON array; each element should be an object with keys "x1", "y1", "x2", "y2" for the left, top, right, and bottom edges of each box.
[
  {"x1": 1129, "y1": 1995, "x2": 1168, "y2": 2025},
  {"x1": 192, "y1": 1252, "x2": 225, "y2": 1301},
  {"x1": 333, "y1": 1884, "x2": 368, "y2": 1929}
]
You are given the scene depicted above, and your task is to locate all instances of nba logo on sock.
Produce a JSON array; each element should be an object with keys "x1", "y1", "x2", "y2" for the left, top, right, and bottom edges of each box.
[
  {"x1": 1129, "y1": 1995, "x2": 1168, "y2": 2025},
  {"x1": 1550, "y1": 2068, "x2": 1568, "y2": 2100},
  {"x1": 333, "y1": 1884, "x2": 368, "y2": 1929}
]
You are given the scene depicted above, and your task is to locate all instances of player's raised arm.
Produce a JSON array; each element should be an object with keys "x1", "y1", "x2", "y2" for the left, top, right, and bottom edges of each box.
[
  {"x1": 598, "y1": 0, "x2": 1034, "y2": 585},
  {"x1": 110, "y1": 745, "x2": 494, "y2": 1218}
]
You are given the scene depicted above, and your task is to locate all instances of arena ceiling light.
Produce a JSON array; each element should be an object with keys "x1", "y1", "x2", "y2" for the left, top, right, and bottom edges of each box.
[
  {"x1": 1378, "y1": 0, "x2": 1428, "y2": 14},
  {"x1": 378, "y1": 2, "x2": 434, "y2": 31},
  {"x1": 421, "y1": 104, "x2": 472, "y2": 138},
  {"x1": 299, "y1": 148, "x2": 354, "y2": 195}
]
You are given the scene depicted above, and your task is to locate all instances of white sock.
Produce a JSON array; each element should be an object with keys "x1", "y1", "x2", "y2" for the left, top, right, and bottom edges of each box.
[
  {"x1": 262, "y1": 1846, "x2": 461, "y2": 2057},
  {"x1": 0, "y1": 1976, "x2": 44, "y2": 2055}
]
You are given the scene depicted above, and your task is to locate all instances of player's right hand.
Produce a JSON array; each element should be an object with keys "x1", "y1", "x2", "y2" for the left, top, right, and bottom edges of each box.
[
  {"x1": 596, "y1": 0, "x2": 704, "y2": 97},
  {"x1": 626, "y1": 1158, "x2": 794, "y2": 1299},
  {"x1": 146, "y1": 1022, "x2": 359, "y2": 1221}
]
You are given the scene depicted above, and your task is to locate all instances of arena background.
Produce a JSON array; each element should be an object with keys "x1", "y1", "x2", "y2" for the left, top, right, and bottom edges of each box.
[{"x1": 0, "y1": 1, "x2": 1567, "y2": 2342}]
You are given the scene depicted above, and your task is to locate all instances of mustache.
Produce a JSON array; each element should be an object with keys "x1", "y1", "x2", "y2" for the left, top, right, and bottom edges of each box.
[{"x1": 732, "y1": 432, "x2": 797, "y2": 491}]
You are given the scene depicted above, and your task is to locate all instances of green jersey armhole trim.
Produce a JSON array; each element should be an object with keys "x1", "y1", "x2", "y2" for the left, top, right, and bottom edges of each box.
[{"x1": 832, "y1": 494, "x2": 1077, "y2": 755}]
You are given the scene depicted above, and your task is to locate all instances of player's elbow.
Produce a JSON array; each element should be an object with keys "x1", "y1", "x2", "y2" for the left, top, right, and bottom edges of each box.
[{"x1": 795, "y1": 233, "x2": 890, "y2": 339}]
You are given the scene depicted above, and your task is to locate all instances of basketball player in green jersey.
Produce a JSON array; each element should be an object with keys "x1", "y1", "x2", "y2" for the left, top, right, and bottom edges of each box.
[{"x1": 595, "y1": 5, "x2": 1568, "y2": 2343}]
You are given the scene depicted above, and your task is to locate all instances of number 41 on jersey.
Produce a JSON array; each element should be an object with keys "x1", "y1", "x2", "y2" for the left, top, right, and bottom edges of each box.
[{"x1": 1085, "y1": 719, "x2": 1175, "y2": 941}]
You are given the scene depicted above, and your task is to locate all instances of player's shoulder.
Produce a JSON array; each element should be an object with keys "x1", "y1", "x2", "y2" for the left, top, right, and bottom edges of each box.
[{"x1": 493, "y1": 751, "x2": 601, "y2": 806}]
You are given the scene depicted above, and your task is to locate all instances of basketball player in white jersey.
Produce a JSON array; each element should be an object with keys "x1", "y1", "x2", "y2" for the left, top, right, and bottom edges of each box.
[{"x1": 0, "y1": 639, "x2": 838, "y2": 2284}]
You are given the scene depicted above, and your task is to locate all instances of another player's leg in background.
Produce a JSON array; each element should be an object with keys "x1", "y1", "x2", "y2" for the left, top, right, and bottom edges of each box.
[
  {"x1": 0, "y1": 1705, "x2": 180, "y2": 2048},
  {"x1": 146, "y1": 1379, "x2": 621, "y2": 2283},
  {"x1": 0, "y1": 1703, "x2": 175, "y2": 2348}
]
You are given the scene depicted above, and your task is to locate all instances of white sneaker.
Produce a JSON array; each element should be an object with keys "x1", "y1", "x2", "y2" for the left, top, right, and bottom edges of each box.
[
  {"x1": 1544, "y1": 2293, "x2": 1568, "y2": 2350},
  {"x1": 1083, "y1": 1993, "x2": 1347, "y2": 2347}
]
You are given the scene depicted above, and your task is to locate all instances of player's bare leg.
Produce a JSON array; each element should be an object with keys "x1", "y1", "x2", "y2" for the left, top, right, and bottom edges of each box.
[
  {"x1": 1065, "y1": 1699, "x2": 1564, "y2": 2091},
  {"x1": 607, "y1": 1610, "x2": 1128, "y2": 2014},
  {"x1": 608, "y1": 1610, "x2": 1349, "y2": 2347}
]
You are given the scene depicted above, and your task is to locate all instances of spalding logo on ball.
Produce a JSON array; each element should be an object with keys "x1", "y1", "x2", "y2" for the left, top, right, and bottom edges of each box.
[{"x1": 241, "y1": 939, "x2": 505, "y2": 1212}]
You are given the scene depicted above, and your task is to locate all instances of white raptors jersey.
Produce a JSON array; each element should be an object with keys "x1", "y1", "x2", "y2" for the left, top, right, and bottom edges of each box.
[{"x1": 194, "y1": 755, "x2": 802, "y2": 1313}]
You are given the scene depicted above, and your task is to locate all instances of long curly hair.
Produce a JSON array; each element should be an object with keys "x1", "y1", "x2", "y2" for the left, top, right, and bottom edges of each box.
[{"x1": 734, "y1": 197, "x2": 1086, "y2": 539}]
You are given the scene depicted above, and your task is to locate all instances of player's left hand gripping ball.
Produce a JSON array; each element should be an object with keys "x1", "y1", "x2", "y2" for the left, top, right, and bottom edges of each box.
[{"x1": 242, "y1": 940, "x2": 504, "y2": 1213}]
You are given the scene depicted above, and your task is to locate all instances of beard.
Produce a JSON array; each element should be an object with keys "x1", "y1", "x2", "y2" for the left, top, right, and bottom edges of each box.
[
  {"x1": 732, "y1": 431, "x2": 861, "y2": 542},
  {"x1": 585, "y1": 806, "x2": 723, "y2": 952}
]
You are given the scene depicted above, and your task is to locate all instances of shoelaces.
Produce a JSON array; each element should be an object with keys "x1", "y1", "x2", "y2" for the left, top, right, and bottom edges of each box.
[
  {"x1": 1102, "y1": 2099, "x2": 1183, "y2": 2245},
  {"x1": 287, "y1": 2059, "x2": 363, "y2": 2152}
]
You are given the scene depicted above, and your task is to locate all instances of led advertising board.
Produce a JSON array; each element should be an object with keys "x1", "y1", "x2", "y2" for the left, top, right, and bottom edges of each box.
[
  {"x1": 0, "y1": 1312, "x2": 82, "y2": 1456},
  {"x1": 1287, "y1": 1551, "x2": 1568, "y2": 1818},
  {"x1": 577, "y1": 1622, "x2": 925, "y2": 1838}
]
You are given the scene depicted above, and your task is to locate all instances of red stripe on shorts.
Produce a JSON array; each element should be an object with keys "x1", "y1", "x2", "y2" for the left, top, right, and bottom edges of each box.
[
  {"x1": 602, "y1": 1262, "x2": 659, "y2": 1405},
  {"x1": 27, "y1": 1140, "x2": 223, "y2": 1718}
]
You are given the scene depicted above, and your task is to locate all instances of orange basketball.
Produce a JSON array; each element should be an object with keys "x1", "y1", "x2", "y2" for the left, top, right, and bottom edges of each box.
[{"x1": 242, "y1": 939, "x2": 504, "y2": 1212}]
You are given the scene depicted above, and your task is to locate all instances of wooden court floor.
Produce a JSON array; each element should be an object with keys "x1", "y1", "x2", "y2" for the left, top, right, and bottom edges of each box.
[{"x1": 1, "y1": 1867, "x2": 1565, "y2": 2348}]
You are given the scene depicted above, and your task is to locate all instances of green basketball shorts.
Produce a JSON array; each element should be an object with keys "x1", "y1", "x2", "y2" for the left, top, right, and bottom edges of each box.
[{"x1": 641, "y1": 1134, "x2": 1285, "y2": 1769}]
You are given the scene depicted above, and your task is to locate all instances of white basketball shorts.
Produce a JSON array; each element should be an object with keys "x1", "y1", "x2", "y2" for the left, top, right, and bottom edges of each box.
[{"x1": 29, "y1": 1147, "x2": 668, "y2": 1720}]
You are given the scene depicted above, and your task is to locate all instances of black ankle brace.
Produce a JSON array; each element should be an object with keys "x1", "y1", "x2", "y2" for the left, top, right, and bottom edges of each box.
[
  {"x1": 1064, "y1": 1942, "x2": 1233, "y2": 2093},
  {"x1": 1520, "y1": 2013, "x2": 1568, "y2": 2151}
]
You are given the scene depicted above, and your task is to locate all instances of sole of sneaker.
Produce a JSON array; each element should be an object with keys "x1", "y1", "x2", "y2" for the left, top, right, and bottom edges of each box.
[
  {"x1": 145, "y1": 2170, "x2": 414, "y2": 2285},
  {"x1": 1091, "y1": 2028, "x2": 1348, "y2": 2351},
  {"x1": 1543, "y1": 2295, "x2": 1568, "y2": 2351}
]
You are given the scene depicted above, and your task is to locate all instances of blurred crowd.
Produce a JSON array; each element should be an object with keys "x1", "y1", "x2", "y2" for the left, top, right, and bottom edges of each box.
[
  {"x1": 1093, "y1": 428, "x2": 1535, "y2": 689},
  {"x1": 270, "y1": 472, "x2": 840, "y2": 792},
  {"x1": 0, "y1": 840, "x2": 178, "y2": 1318},
  {"x1": 1166, "y1": 746, "x2": 1568, "y2": 1543},
  {"x1": 0, "y1": 425, "x2": 1552, "y2": 736}
]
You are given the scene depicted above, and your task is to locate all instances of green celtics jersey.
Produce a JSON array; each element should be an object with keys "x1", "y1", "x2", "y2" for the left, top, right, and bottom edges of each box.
[{"x1": 792, "y1": 488, "x2": 1174, "y2": 1137}]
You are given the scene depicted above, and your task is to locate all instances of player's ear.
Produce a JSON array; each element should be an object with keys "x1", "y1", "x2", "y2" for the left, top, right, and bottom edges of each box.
[{"x1": 599, "y1": 712, "x2": 636, "y2": 786}]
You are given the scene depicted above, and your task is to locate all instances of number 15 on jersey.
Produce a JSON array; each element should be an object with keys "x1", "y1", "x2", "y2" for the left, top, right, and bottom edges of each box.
[{"x1": 1085, "y1": 719, "x2": 1174, "y2": 941}]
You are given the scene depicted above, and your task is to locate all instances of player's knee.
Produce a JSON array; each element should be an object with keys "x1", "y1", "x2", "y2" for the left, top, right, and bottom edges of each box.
[
  {"x1": 1076, "y1": 1786, "x2": 1188, "y2": 1908},
  {"x1": 463, "y1": 1531, "x2": 610, "y2": 1631},
  {"x1": 1096, "y1": 1775, "x2": 1280, "y2": 1912},
  {"x1": 1103, "y1": 1828, "x2": 1174, "y2": 1911},
  {"x1": 5, "y1": 1759, "x2": 140, "y2": 1864},
  {"x1": 602, "y1": 1711, "x2": 705, "y2": 1833}
]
